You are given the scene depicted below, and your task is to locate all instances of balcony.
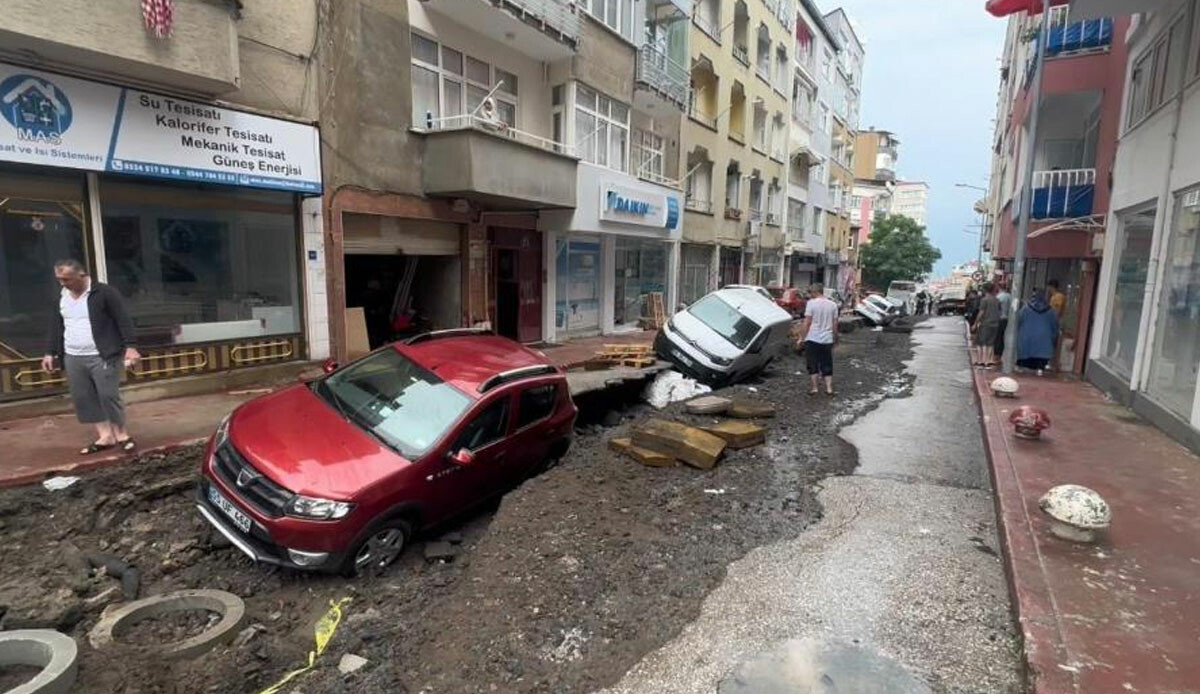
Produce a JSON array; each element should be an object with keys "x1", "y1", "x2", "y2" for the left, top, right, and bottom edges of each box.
[
  {"x1": 689, "y1": 103, "x2": 718, "y2": 130},
  {"x1": 636, "y1": 41, "x2": 689, "y2": 111},
  {"x1": 418, "y1": 114, "x2": 577, "y2": 209},
  {"x1": 686, "y1": 198, "x2": 713, "y2": 213},
  {"x1": 1044, "y1": 6, "x2": 1113, "y2": 58},
  {"x1": 0, "y1": 0, "x2": 239, "y2": 95},
  {"x1": 1030, "y1": 168, "x2": 1095, "y2": 220},
  {"x1": 876, "y1": 167, "x2": 896, "y2": 182},
  {"x1": 632, "y1": 144, "x2": 682, "y2": 188},
  {"x1": 425, "y1": 0, "x2": 578, "y2": 60},
  {"x1": 733, "y1": 45, "x2": 750, "y2": 66}
]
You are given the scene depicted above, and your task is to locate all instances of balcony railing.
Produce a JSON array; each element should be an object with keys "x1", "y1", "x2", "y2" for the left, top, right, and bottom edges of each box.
[
  {"x1": 689, "y1": 103, "x2": 718, "y2": 129},
  {"x1": 416, "y1": 113, "x2": 574, "y2": 156},
  {"x1": 484, "y1": 0, "x2": 580, "y2": 48},
  {"x1": 686, "y1": 198, "x2": 713, "y2": 213},
  {"x1": 637, "y1": 41, "x2": 689, "y2": 109},
  {"x1": 1030, "y1": 168, "x2": 1096, "y2": 220},
  {"x1": 632, "y1": 144, "x2": 682, "y2": 188},
  {"x1": 733, "y1": 44, "x2": 750, "y2": 66},
  {"x1": 1045, "y1": 6, "x2": 1113, "y2": 57}
]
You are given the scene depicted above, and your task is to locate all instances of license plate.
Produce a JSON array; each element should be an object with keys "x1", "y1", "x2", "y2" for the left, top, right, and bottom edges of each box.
[
  {"x1": 671, "y1": 349, "x2": 695, "y2": 367},
  {"x1": 208, "y1": 485, "x2": 252, "y2": 534}
]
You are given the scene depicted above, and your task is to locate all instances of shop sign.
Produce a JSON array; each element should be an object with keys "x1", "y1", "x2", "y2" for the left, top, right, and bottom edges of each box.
[
  {"x1": 0, "y1": 62, "x2": 321, "y2": 193},
  {"x1": 599, "y1": 182, "x2": 680, "y2": 230}
]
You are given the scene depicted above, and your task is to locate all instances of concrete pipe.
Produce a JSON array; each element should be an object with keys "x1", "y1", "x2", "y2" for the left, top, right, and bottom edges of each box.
[
  {"x1": 0, "y1": 630, "x2": 78, "y2": 694},
  {"x1": 88, "y1": 589, "x2": 246, "y2": 660}
]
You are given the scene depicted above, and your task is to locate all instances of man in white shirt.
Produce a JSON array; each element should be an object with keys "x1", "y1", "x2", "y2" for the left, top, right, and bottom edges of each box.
[
  {"x1": 41, "y1": 260, "x2": 141, "y2": 455},
  {"x1": 799, "y1": 284, "x2": 839, "y2": 396}
]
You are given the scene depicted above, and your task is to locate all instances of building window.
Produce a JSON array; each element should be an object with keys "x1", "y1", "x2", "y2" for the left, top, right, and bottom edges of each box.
[
  {"x1": 767, "y1": 181, "x2": 781, "y2": 223},
  {"x1": 726, "y1": 162, "x2": 742, "y2": 211},
  {"x1": 787, "y1": 198, "x2": 807, "y2": 238},
  {"x1": 634, "y1": 129, "x2": 665, "y2": 180},
  {"x1": 1103, "y1": 206, "x2": 1157, "y2": 377},
  {"x1": 100, "y1": 179, "x2": 301, "y2": 348},
  {"x1": 818, "y1": 102, "x2": 830, "y2": 132},
  {"x1": 756, "y1": 25, "x2": 771, "y2": 80},
  {"x1": 748, "y1": 178, "x2": 763, "y2": 219},
  {"x1": 1145, "y1": 187, "x2": 1200, "y2": 419},
  {"x1": 686, "y1": 155, "x2": 714, "y2": 212},
  {"x1": 586, "y1": 0, "x2": 635, "y2": 42},
  {"x1": 680, "y1": 244, "x2": 713, "y2": 306},
  {"x1": 411, "y1": 32, "x2": 518, "y2": 129},
  {"x1": 575, "y1": 84, "x2": 630, "y2": 172},
  {"x1": 752, "y1": 105, "x2": 767, "y2": 152},
  {"x1": 1126, "y1": 15, "x2": 1187, "y2": 129}
]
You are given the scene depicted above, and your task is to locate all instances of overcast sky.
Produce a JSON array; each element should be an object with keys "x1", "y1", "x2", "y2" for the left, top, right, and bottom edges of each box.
[{"x1": 828, "y1": 0, "x2": 1006, "y2": 276}]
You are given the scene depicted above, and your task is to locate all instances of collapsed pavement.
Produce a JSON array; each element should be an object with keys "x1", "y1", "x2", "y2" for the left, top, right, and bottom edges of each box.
[{"x1": 0, "y1": 325, "x2": 915, "y2": 693}]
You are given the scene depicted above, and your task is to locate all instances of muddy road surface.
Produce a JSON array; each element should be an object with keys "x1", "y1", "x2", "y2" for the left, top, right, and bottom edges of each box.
[{"x1": 0, "y1": 326, "x2": 914, "y2": 693}]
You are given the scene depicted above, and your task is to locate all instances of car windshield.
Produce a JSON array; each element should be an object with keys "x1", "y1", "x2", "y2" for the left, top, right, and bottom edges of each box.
[
  {"x1": 889, "y1": 282, "x2": 916, "y2": 293},
  {"x1": 314, "y1": 349, "x2": 471, "y2": 457},
  {"x1": 688, "y1": 295, "x2": 762, "y2": 349}
]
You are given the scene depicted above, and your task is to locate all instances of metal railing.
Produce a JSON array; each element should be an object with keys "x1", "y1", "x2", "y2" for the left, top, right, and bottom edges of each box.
[
  {"x1": 637, "y1": 41, "x2": 689, "y2": 108},
  {"x1": 496, "y1": 0, "x2": 579, "y2": 43},
  {"x1": 416, "y1": 113, "x2": 574, "y2": 156},
  {"x1": 1041, "y1": 6, "x2": 1113, "y2": 57},
  {"x1": 632, "y1": 145, "x2": 682, "y2": 188},
  {"x1": 689, "y1": 103, "x2": 718, "y2": 129},
  {"x1": 685, "y1": 198, "x2": 713, "y2": 213},
  {"x1": 733, "y1": 44, "x2": 750, "y2": 65},
  {"x1": 1033, "y1": 168, "x2": 1096, "y2": 189}
]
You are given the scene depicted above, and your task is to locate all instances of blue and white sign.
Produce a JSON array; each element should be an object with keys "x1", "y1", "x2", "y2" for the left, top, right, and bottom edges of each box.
[
  {"x1": 0, "y1": 62, "x2": 322, "y2": 193},
  {"x1": 599, "y1": 181, "x2": 681, "y2": 231}
]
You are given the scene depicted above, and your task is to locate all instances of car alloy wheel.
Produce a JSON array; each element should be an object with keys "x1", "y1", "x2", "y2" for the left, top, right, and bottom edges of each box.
[{"x1": 352, "y1": 523, "x2": 408, "y2": 575}]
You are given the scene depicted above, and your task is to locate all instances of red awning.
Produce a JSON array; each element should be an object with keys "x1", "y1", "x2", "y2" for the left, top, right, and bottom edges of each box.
[{"x1": 985, "y1": 0, "x2": 1066, "y2": 17}]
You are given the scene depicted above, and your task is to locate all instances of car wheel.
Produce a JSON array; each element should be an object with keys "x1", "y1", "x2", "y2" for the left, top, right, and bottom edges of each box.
[{"x1": 346, "y1": 519, "x2": 411, "y2": 577}]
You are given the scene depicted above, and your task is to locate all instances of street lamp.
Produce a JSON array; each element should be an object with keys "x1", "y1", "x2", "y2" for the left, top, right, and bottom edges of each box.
[
  {"x1": 956, "y1": 183, "x2": 990, "y2": 268},
  {"x1": 955, "y1": 183, "x2": 987, "y2": 192}
]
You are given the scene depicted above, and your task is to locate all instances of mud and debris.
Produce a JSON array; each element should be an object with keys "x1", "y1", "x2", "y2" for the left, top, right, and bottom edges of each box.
[{"x1": 0, "y1": 326, "x2": 914, "y2": 693}]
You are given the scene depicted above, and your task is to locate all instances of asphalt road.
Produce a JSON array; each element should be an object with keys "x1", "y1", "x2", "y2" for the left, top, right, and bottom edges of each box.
[{"x1": 602, "y1": 317, "x2": 1023, "y2": 694}]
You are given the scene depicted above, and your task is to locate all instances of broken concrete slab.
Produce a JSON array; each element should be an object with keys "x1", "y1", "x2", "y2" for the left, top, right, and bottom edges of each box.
[
  {"x1": 609, "y1": 437, "x2": 675, "y2": 467},
  {"x1": 685, "y1": 395, "x2": 733, "y2": 415},
  {"x1": 631, "y1": 419, "x2": 726, "y2": 470},
  {"x1": 339, "y1": 653, "x2": 369, "y2": 674},
  {"x1": 701, "y1": 421, "x2": 768, "y2": 449},
  {"x1": 728, "y1": 401, "x2": 777, "y2": 419}
]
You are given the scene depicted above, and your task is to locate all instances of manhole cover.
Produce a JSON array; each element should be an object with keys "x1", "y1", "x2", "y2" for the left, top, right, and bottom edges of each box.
[{"x1": 718, "y1": 638, "x2": 931, "y2": 694}]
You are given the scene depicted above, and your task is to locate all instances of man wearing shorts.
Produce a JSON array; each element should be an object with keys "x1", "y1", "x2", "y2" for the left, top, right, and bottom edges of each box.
[{"x1": 799, "y1": 284, "x2": 839, "y2": 396}]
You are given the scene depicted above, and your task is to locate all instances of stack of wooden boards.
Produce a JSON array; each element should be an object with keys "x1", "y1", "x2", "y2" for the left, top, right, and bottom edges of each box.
[
  {"x1": 585, "y1": 343, "x2": 656, "y2": 369},
  {"x1": 608, "y1": 395, "x2": 775, "y2": 469}
]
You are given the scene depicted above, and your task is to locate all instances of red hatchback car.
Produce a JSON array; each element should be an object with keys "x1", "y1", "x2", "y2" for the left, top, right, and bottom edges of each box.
[{"x1": 195, "y1": 330, "x2": 577, "y2": 575}]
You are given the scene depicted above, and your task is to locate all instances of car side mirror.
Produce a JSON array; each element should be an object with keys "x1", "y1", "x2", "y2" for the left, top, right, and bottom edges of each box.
[
  {"x1": 449, "y1": 448, "x2": 476, "y2": 466},
  {"x1": 322, "y1": 358, "x2": 339, "y2": 375}
]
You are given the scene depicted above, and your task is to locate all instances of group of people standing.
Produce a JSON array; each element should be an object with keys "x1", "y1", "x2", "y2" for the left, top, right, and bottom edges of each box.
[{"x1": 969, "y1": 279, "x2": 1065, "y2": 374}]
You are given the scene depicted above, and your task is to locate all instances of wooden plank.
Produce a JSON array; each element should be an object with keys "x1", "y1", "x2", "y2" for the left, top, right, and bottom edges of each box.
[
  {"x1": 685, "y1": 395, "x2": 732, "y2": 415},
  {"x1": 346, "y1": 307, "x2": 371, "y2": 359},
  {"x1": 700, "y1": 420, "x2": 767, "y2": 449},
  {"x1": 631, "y1": 418, "x2": 726, "y2": 470},
  {"x1": 728, "y1": 401, "x2": 777, "y2": 419},
  {"x1": 608, "y1": 437, "x2": 675, "y2": 467}
]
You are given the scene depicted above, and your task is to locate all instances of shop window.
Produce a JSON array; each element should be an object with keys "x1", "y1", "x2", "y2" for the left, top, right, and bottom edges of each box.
[
  {"x1": 99, "y1": 179, "x2": 301, "y2": 348},
  {"x1": 680, "y1": 244, "x2": 712, "y2": 306},
  {"x1": 1146, "y1": 188, "x2": 1200, "y2": 419},
  {"x1": 575, "y1": 84, "x2": 630, "y2": 172},
  {"x1": 555, "y1": 237, "x2": 601, "y2": 335},
  {"x1": 1102, "y1": 206, "x2": 1156, "y2": 378},
  {"x1": 614, "y1": 238, "x2": 668, "y2": 327},
  {"x1": 0, "y1": 165, "x2": 88, "y2": 359}
]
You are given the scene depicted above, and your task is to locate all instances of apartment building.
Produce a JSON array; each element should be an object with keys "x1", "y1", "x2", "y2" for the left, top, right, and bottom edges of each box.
[
  {"x1": 892, "y1": 181, "x2": 930, "y2": 227},
  {"x1": 1082, "y1": 0, "x2": 1200, "y2": 452},
  {"x1": 984, "y1": 0, "x2": 1129, "y2": 375},
  {"x1": 820, "y1": 8, "x2": 863, "y2": 294},
  {"x1": 784, "y1": 0, "x2": 838, "y2": 289},
  {"x1": 681, "y1": 0, "x2": 794, "y2": 301},
  {"x1": 851, "y1": 128, "x2": 899, "y2": 246},
  {"x1": 0, "y1": 0, "x2": 326, "y2": 404}
]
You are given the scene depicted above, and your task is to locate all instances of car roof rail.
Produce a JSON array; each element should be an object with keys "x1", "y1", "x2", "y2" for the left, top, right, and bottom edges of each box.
[
  {"x1": 404, "y1": 328, "x2": 493, "y2": 346},
  {"x1": 478, "y1": 365, "x2": 559, "y2": 393}
]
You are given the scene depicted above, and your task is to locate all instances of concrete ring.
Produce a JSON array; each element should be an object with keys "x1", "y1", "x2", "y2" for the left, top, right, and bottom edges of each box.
[
  {"x1": 88, "y1": 589, "x2": 246, "y2": 660},
  {"x1": 0, "y1": 629, "x2": 78, "y2": 694}
]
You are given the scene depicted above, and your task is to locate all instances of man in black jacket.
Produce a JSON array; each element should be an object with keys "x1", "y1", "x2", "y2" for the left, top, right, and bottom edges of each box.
[{"x1": 41, "y1": 259, "x2": 141, "y2": 455}]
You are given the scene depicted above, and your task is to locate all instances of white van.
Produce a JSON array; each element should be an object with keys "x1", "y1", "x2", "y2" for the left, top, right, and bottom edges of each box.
[
  {"x1": 655, "y1": 287, "x2": 794, "y2": 386},
  {"x1": 886, "y1": 281, "x2": 918, "y2": 315}
]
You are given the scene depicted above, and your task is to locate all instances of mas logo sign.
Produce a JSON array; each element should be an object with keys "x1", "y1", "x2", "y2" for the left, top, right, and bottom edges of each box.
[{"x1": 0, "y1": 74, "x2": 73, "y2": 145}]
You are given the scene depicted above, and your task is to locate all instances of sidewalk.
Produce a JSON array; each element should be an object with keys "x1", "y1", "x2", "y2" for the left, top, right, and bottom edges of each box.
[
  {"x1": 974, "y1": 369, "x2": 1200, "y2": 693},
  {"x1": 0, "y1": 332, "x2": 662, "y2": 488}
]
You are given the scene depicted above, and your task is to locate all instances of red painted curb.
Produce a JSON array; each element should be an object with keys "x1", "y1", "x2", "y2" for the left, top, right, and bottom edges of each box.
[
  {"x1": 0, "y1": 437, "x2": 206, "y2": 490},
  {"x1": 971, "y1": 366, "x2": 1076, "y2": 694}
]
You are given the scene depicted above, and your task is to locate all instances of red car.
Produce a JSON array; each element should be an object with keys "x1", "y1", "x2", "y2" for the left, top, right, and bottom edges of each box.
[
  {"x1": 195, "y1": 330, "x2": 577, "y2": 575},
  {"x1": 769, "y1": 286, "x2": 807, "y2": 317}
]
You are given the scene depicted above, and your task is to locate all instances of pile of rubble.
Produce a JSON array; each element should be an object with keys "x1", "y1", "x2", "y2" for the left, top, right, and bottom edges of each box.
[{"x1": 609, "y1": 395, "x2": 773, "y2": 470}]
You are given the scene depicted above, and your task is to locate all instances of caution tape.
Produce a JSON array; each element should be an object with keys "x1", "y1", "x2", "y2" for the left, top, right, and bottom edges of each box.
[{"x1": 257, "y1": 597, "x2": 353, "y2": 694}]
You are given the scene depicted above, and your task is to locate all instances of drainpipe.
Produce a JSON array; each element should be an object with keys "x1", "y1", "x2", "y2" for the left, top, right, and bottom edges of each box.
[
  {"x1": 1130, "y1": 1, "x2": 1195, "y2": 393},
  {"x1": 1002, "y1": 0, "x2": 1050, "y2": 374}
]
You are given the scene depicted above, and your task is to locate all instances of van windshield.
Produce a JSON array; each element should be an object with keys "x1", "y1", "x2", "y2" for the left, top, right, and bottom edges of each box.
[
  {"x1": 889, "y1": 282, "x2": 916, "y2": 292},
  {"x1": 314, "y1": 349, "x2": 471, "y2": 457},
  {"x1": 688, "y1": 295, "x2": 762, "y2": 349}
]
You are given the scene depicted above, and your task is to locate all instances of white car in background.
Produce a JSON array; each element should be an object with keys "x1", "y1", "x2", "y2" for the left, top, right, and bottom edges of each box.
[
  {"x1": 855, "y1": 293, "x2": 899, "y2": 327},
  {"x1": 655, "y1": 287, "x2": 794, "y2": 386}
]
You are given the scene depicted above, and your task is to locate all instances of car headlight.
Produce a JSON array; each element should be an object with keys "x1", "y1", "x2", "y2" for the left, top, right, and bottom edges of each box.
[
  {"x1": 286, "y1": 495, "x2": 354, "y2": 520},
  {"x1": 213, "y1": 414, "x2": 231, "y2": 449}
]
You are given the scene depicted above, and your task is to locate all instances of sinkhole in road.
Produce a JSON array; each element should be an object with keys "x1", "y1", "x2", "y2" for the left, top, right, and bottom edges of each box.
[{"x1": 717, "y1": 638, "x2": 932, "y2": 694}]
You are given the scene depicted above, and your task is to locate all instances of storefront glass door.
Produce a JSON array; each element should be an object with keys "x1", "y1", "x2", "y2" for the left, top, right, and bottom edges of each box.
[
  {"x1": 613, "y1": 238, "x2": 667, "y2": 329},
  {"x1": 1146, "y1": 189, "x2": 1200, "y2": 420},
  {"x1": 1102, "y1": 207, "x2": 1156, "y2": 379},
  {"x1": 0, "y1": 165, "x2": 88, "y2": 361},
  {"x1": 555, "y1": 237, "x2": 601, "y2": 337}
]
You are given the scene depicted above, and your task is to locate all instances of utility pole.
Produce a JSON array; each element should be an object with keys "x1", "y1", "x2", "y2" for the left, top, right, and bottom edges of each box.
[{"x1": 1002, "y1": 0, "x2": 1050, "y2": 374}]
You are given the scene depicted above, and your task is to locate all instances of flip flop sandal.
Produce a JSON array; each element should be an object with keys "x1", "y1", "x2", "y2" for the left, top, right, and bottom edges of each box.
[
  {"x1": 80, "y1": 442, "x2": 116, "y2": 455},
  {"x1": 118, "y1": 439, "x2": 137, "y2": 453}
]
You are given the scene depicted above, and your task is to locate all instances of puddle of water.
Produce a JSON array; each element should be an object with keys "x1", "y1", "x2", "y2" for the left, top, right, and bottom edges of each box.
[{"x1": 717, "y1": 638, "x2": 932, "y2": 694}]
